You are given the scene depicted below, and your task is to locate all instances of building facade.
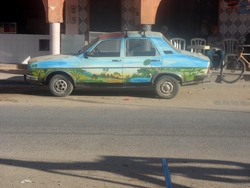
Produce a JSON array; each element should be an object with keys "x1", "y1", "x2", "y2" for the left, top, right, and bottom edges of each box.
[{"x1": 0, "y1": 0, "x2": 249, "y2": 64}]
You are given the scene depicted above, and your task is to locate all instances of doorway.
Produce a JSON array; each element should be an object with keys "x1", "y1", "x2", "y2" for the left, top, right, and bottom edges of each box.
[
  {"x1": 90, "y1": 0, "x2": 121, "y2": 32},
  {"x1": 154, "y1": 0, "x2": 219, "y2": 42}
]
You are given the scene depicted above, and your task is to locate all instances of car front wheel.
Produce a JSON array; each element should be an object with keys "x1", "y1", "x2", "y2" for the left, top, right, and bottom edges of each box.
[
  {"x1": 49, "y1": 74, "x2": 73, "y2": 97},
  {"x1": 155, "y1": 76, "x2": 179, "y2": 99}
]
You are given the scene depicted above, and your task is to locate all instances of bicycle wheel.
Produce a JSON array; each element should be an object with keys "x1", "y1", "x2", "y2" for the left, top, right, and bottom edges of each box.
[{"x1": 220, "y1": 60, "x2": 244, "y2": 83}]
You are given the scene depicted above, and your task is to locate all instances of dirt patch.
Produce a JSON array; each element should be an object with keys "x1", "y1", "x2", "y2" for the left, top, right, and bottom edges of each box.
[{"x1": 0, "y1": 96, "x2": 18, "y2": 103}]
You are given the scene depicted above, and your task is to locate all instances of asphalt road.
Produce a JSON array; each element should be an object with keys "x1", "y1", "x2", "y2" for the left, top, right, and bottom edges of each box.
[
  {"x1": 0, "y1": 71, "x2": 250, "y2": 187},
  {"x1": 0, "y1": 104, "x2": 250, "y2": 188}
]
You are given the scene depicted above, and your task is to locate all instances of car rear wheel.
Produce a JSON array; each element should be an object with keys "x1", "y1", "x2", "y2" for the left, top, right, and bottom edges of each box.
[
  {"x1": 155, "y1": 76, "x2": 179, "y2": 99},
  {"x1": 49, "y1": 74, "x2": 73, "y2": 97}
]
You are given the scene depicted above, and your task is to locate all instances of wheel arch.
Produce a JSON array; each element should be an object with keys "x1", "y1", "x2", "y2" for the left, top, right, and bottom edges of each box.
[
  {"x1": 151, "y1": 72, "x2": 183, "y2": 85},
  {"x1": 45, "y1": 71, "x2": 75, "y2": 86}
]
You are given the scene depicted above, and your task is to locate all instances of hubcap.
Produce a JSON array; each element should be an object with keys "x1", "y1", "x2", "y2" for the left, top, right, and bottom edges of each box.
[
  {"x1": 160, "y1": 81, "x2": 173, "y2": 94},
  {"x1": 54, "y1": 79, "x2": 67, "y2": 92}
]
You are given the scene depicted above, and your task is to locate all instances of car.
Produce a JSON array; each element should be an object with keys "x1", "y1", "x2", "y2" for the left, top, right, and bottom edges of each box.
[{"x1": 24, "y1": 30, "x2": 211, "y2": 99}]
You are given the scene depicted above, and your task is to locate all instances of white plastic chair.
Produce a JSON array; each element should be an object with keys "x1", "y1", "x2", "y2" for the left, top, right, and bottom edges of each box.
[
  {"x1": 223, "y1": 38, "x2": 238, "y2": 62},
  {"x1": 190, "y1": 38, "x2": 206, "y2": 53},
  {"x1": 170, "y1": 38, "x2": 186, "y2": 50}
]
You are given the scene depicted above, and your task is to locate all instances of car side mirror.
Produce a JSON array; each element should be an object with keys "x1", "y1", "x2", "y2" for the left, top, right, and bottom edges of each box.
[{"x1": 85, "y1": 51, "x2": 94, "y2": 58}]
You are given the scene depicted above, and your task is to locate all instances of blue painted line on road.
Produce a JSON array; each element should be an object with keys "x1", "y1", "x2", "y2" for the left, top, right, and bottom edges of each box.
[{"x1": 162, "y1": 158, "x2": 173, "y2": 188}]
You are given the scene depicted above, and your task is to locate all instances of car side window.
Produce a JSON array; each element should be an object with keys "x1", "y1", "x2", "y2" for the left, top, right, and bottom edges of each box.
[
  {"x1": 126, "y1": 39, "x2": 159, "y2": 56},
  {"x1": 90, "y1": 39, "x2": 121, "y2": 57}
]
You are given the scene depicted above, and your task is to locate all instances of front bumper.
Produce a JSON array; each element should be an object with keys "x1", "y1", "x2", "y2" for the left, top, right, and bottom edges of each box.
[{"x1": 24, "y1": 74, "x2": 39, "y2": 83}]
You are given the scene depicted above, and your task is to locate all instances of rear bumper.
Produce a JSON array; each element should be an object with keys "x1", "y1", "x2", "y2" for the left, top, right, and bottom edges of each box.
[
  {"x1": 195, "y1": 73, "x2": 212, "y2": 81},
  {"x1": 182, "y1": 73, "x2": 212, "y2": 86}
]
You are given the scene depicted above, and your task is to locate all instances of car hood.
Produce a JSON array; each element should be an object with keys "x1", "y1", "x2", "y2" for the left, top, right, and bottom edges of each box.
[{"x1": 28, "y1": 54, "x2": 76, "y2": 63}]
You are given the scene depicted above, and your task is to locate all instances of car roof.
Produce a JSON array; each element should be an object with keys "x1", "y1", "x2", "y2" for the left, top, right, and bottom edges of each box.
[{"x1": 99, "y1": 31, "x2": 163, "y2": 40}]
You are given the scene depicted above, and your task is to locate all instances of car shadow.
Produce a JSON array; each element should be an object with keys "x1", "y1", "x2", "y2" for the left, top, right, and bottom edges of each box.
[
  {"x1": 0, "y1": 75, "x2": 29, "y2": 85},
  {"x1": 0, "y1": 85, "x2": 158, "y2": 99},
  {"x1": 72, "y1": 87, "x2": 157, "y2": 98},
  {"x1": 1, "y1": 156, "x2": 249, "y2": 187},
  {"x1": 1, "y1": 72, "x2": 250, "y2": 99},
  {"x1": 0, "y1": 76, "x2": 158, "y2": 99}
]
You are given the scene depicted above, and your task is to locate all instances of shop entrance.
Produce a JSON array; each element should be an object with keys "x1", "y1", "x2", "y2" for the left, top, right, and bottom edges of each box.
[{"x1": 0, "y1": 0, "x2": 49, "y2": 34}]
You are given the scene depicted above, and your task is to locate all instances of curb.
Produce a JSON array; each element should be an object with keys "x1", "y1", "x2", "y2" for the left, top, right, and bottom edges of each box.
[{"x1": 0, "y1": 63, "x2": 27, "y2": 70}]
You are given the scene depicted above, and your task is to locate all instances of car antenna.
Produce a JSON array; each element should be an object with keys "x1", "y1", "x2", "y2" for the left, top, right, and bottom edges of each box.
[
  {"x1": 138, "y1": 27, "x2": 146, "y2": 37},
  {"x1": 124, "y1": 28, "x2": 128, "y2": 38}
]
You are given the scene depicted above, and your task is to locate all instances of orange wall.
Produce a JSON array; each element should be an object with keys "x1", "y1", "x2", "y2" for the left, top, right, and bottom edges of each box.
[
  {"x1": 42, "y1": 0, "x2": 65, "y2": 23},
  {"x1": 140, "y1": 0, "x2": 161, "y2": 24}
]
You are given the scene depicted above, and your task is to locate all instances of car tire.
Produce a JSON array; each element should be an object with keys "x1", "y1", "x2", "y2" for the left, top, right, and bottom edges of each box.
[
  {"x1": 49, "y1": 74, "x2": 73, "y2": 97},
  {"x1": 155, "y1": 76, "x2": 179, "y2": 99}
]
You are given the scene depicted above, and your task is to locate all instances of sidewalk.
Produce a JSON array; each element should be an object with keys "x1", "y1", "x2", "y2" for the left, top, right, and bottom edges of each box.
[{"x1": 0, "y1": 63, "x2": 27, "y2": 84}]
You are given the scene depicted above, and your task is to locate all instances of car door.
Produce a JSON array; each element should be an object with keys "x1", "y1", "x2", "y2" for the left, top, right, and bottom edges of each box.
[
  {"x1": 123, "y1": 38, "x2": 162, "y2": 83},
  {"x1": 80, "y1": 39, "x2": 123, "y2": 83}
]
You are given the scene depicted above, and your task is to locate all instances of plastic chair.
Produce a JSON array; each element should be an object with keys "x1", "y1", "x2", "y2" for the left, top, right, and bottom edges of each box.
[
  {"x1": 190, "y1": 38, "x2": 206, "y2": 53},
  {"x1": 223, "y1": 38, "x2": 238, "y2": 62},
  {"x1": 170, "y1": 38, "x2": 186, "y2": 50}
]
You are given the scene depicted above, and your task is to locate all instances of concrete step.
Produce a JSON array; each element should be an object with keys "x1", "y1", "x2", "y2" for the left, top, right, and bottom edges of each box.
[{"x1": 0, "y1": 63, "x2": 27, "y2": 70}]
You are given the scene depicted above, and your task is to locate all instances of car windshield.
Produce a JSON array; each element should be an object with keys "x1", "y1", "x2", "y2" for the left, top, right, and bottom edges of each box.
[{"x1": 77, "y1": 37, "x2": 99, "y2": 54}]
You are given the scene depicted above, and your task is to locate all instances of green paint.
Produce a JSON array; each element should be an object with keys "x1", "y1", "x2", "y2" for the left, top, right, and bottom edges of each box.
[{"x1": 30, "y1": 66, "x2": 206, "y2": 83}]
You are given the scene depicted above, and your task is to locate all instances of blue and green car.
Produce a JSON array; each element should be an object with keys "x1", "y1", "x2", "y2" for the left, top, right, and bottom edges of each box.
[{"x1": 24, "y1": 31, "x2": 211, "y2": 99}]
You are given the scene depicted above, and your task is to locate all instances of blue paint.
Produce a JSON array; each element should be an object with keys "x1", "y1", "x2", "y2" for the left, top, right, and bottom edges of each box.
[
  {"x1": 162, "y1": 158, "x2": 173, "y2": 188},
  {"x1": 130, "y1": 77, "x2": 150, "y2": 82}
]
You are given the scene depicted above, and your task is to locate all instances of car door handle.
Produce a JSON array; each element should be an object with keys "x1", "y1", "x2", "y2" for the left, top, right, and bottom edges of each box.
[
  {"x1": 112, "y1": 60, "x2": 121, "y2": 62},
  {"x1": 151, "y1": 59, "x2": 160, "y2": 62}
]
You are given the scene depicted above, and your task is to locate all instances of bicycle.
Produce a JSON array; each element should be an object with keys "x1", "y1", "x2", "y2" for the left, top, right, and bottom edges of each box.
[{"x1": 220, "y1": 43, "x2": 250, "y2": 83}]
